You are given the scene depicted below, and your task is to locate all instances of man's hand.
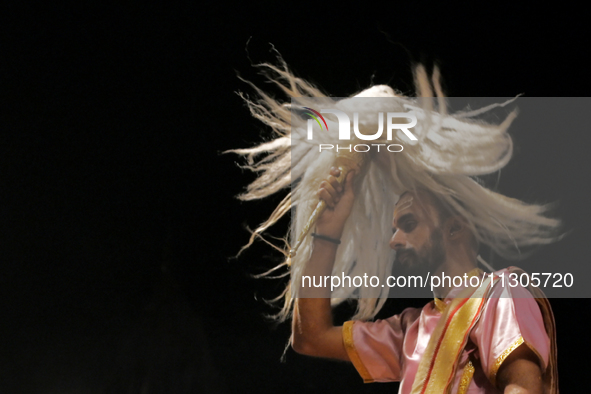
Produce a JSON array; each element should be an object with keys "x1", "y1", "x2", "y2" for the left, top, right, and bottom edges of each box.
[{"x1": 315, "y1": 167, "x2": 357, "y2": 240}]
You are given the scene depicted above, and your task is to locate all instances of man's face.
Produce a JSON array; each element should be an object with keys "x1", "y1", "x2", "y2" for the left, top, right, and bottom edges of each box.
[{"x1": 389, "y1": 191, "x2": 446, "y2": 274}]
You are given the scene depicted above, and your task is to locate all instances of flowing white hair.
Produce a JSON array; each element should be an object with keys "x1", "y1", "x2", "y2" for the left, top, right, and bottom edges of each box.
[{"x1": 229, "y1": 59, "x2": 561, "y2": 322}]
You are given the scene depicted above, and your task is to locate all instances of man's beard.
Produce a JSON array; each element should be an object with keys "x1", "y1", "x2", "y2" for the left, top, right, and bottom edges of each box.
[{"x1": 394, "y1": 228, "x2": 446, "y2": 276}]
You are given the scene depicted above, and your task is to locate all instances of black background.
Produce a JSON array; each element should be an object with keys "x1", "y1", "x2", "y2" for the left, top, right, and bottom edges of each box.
[{"x1": 1, "y1": 2, "x2": 590, "y2": 393}]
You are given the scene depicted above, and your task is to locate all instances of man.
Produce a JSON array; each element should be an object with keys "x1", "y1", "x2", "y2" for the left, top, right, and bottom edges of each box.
[
  {"x1": 231, "y1": 61, "x2": 560, "y2": 394},
  {"x1": 292, "y1": 167, "x2": 556, "y2": 393}
]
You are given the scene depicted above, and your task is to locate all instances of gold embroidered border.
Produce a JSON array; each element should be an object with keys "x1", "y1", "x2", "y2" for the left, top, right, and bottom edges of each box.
[
  {"x1": 489, "y1": 336, "x2": 524, "y2": 385},
  {"x1": 456, "y1": 361, "x2": 475, "y2": 394},
  {"x1": 434, "y1": 298, "x2": 447, "y2": 313},
  {"x1": 411, "y1": 274, "x2": 495, "y2": 394},
  {"x1": 342, "y1": 321, "x2": 374, "y2": 383}
]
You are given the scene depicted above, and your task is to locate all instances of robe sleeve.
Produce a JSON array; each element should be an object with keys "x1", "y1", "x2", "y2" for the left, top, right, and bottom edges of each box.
[
  {"x1": 342, "y1": 307, "x2": 419, "y2": 383},
  {"x1": 470, "y1": 278, "x2": 551, "y2": 388}
]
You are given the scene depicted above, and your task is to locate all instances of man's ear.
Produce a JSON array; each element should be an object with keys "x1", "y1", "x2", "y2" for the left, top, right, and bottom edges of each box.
[{"x1": 447, "y1": 217, "x2": 464, "y2": 239}]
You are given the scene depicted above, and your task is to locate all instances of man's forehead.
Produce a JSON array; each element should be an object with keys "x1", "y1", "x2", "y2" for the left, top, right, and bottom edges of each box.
[
  {"x1": 393, "y1": 193, "x2": 415, "y2": 217},
  {"x1": 393, "y1": 190, "x2": 437, "y2": 220}
]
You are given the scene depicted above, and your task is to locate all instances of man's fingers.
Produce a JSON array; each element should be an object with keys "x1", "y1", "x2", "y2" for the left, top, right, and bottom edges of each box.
[
  {"x1": 317, "y1": 188, "x2": 336, "y2": 208},
  {"x1": 327, "y1": 175, "x2": 342, "y2": 193},
  {"x1": 318, "y1": 168, "x2": 355, "y2": 209},
  {"x1": 320, "y1": 180, "x2": 340, "y2": 203},
  {"x1": 343, "y1": 171, "x2": 356, "y2": 195}
]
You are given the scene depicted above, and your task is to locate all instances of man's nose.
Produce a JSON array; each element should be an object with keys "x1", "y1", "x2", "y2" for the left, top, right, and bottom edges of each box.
[{"x1": 389, "y1": 230, "x2": 406, "y2": 251}]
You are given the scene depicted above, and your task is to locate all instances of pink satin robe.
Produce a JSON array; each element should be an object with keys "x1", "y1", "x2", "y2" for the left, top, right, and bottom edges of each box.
[{"x1": 344, "y1": 268, "x2": 551, "y2": 393}]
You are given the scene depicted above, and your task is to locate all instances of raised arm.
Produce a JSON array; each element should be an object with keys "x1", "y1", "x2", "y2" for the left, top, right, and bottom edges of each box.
[{"x1": 291, "y1": 167, "x2": 356, "y2": 361}]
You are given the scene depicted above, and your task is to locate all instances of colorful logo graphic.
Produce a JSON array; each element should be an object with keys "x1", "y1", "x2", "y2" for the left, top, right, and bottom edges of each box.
[{"x1": 303, "y1": 107, "x2": 329, "y2": 131}]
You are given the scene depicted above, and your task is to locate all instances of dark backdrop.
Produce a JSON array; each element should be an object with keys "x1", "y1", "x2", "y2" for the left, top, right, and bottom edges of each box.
[{"x1": 1, "y1": 2, "x2": 589, "y2": 393}]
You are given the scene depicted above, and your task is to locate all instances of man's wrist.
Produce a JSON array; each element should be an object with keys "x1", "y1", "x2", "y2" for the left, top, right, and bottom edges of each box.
[
  {"x1": 311, "y1": 232, "x2": 341, "y2": 245},
  {"x1": 314, "y1": 225, "x2": 344, "y2": 241}
]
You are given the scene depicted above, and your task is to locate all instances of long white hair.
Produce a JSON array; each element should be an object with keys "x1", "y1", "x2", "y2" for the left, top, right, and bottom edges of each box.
[{"x1": 229, "y1": 58, "x2": 561, "y2": 322}]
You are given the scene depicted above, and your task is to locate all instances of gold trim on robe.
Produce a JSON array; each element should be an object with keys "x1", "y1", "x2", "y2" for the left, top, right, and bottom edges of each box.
[
  {"x1": 410, "y1": 274, "x2": 497, "y2": 394},
  {"x1": 434, "y1": 298, "x2": 447, "y2": 313},
  {"x1": 489, "y1": 336, "x2": 524, "y2": 384},
  {"x1": 342, "y1": 320, "x2": 374, "y2": 383},
  {"x1": 456, "y1": 361, "x2": 475, "y2": 394}
]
